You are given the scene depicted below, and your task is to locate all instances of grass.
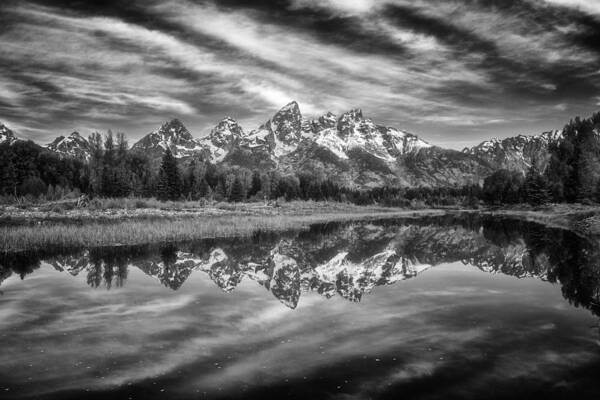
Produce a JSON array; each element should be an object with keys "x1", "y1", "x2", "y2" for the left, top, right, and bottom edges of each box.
[
  {"x1": 0, "y1": 199, "x2": 409, "y2": 224},
  {"x1": 4, "y1": 197, "x2": 600, "y2": 253},
  {"x1": 0, "y1": 203, "x2": 445, "y2": 253},
  {"x1": 475, "y1": 203, "x2": 600, "y2": 236}
]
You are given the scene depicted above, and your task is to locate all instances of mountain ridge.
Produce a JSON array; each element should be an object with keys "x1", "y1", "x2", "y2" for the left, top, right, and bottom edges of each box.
[
  {"x1": 0, "y1": 124, "x2": 19, "y2": 146},
  {"x1": 1, "y1": 102, "x2": 581, "y2": 188},
  {"x1": 45, "y1": 131, "x2": 92, "y2": 160}
]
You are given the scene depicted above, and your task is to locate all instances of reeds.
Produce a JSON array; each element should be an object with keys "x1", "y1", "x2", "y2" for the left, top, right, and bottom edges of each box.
[{"x1": 0, "y1": 210, "x2": 445, "y2": 253}]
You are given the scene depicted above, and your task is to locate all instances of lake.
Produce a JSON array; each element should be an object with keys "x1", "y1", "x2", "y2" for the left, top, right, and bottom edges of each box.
[{"x1": 1, "y1": 215, "x2": 600, "y2": 399}]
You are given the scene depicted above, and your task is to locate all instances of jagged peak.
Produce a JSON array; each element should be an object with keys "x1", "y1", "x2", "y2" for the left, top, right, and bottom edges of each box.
[
  {"x1": 278, "y1": 100, "x2": 300, "y2": 113},
  {"x1": 339, "y1": 108, "x2": 364, "y2": 122},
  {"x1": 50, "y1": 131, "x2": 87, "y2": 145},
  {"x1": 540, "y1": 129, "x2": 564, "y2": 141},
  {"x1": 155, "y1": 118, "x2": 193, "y2": 140},
  {"x1": 217, "y1": 116, "x2": 238, "y2": 125},
  {"x1": 271, "y1": 101, "x2": 302, "y2": 122},
  {"x1": 68, "y1": 131, "x2": 84, "y2": 138},
  {"x1": 209, "y1": 117, "x2": 244, "y2": 142},
  {"x1": 48, "y1": 135, "x2": 66, "y2": 145},
  {"x1": 160, "y1": 118, "x2": 186, "y2": 130},
  {"x1": 468, "y1": 129, "x2": 566, "y2": 154},
  {"x1": 0, "y1": 123, "x2": 15, "y2": 135},
  {"x1": 311, "y1": 112, "x2": 337, "y2": 131},
  {"x1": 0, "y1": 123, "x2": 19, "y2": 144},
  {"x1": 213, "y1": 116, "x2": 242, "y2": 130}
]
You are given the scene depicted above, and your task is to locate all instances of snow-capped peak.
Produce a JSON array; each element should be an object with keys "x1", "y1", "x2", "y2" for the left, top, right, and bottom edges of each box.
[
  {"x1": 200, "y1": 117, "x2": 245, "y2": 162},
  {"x1": 464, "y1": 128, "x2": 568, "y2": 172},
  {"x1": 209, "y1": 117, "x2": 244, "y2": 142},
  {"x1": 0, "y1": 123, "x2": 19, "y2": 145},
  {"x1": 339, "y1": 108, "x2": 363, "y2": 123},
  {"x1": 156, "y1": 119, "x2": 194, "y2": 142},
  {"x1": 45, "y1": 131, "x2": 92, "y2": 160},
  {"x1": 278, "y1": 100, "x2": 300, "y2": 114},
  {"x1": 239, "y1": 101, "x2": 306, "y2": 159},
  {"x1": 311, "y1": 112, "x2": 337, "y2": 131},
  {"x1": 270, "y1": 100, "x2": 303, "y2": 140},
  {"x1": 311, "y1": 108, "x2": 431, "y2": 162},
  {"x1": 540, "y1": 129, "x2": 564, "y2": 142},
  {"x1": 466, "y1": 129, "x2": 565, "y2": 156},
  {"x1": 132, "y1": 119, "x2": 208, "y2": 159}
]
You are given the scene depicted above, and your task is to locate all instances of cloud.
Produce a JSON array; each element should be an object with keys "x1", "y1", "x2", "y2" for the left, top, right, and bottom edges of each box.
[
  {"x1": 290, "y1": 0, "x2": 380, "y2": 15},
  {"x1": 543, "y1": 0, "x2": 600, "y2": 16},
  {"x1": 2, "y1": 259, "x2": 599, "y2": 399},
  {"x1": 0, "y1": 0, "x2": 599, "y2": 147}
]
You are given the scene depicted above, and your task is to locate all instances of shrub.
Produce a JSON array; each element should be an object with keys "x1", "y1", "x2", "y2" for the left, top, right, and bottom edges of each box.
[
  {"x1": 135, "y1": 199, "x2": 149, "y2": 209},
  {"x1": 18, "y1": 177, "x2": 46, "y2": 197}
]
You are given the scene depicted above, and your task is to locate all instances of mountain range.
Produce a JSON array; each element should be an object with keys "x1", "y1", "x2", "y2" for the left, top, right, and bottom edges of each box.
[{"x1": 0, "y1": 102, "x2": 568, "y2": 188}]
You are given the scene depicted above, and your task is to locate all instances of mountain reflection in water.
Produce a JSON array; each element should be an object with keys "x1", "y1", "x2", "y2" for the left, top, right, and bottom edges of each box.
[
  {"x1": 2, "y1": 216, "x2": 600, "y2": 314},
  {"x1": 1, "y1": 215, "x2": 600, "y2": 400}
]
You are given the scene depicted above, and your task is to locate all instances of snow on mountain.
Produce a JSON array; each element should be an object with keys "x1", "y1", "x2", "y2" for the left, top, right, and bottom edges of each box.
[
  {"x1": 129, "y1": 102, "x2": 434, "y2": 177},
  {"x1": 200, "y1": 117, "x2": 244, "y2": 162},
  {"x1": 383, "y1": 127, "x2": 432, "y2": 155},
  {"x1": 31, "y1": 220, "x2": 564, "y2": 308},
  {"x1": 268, "y1": 247, "x2": 302, "y2": 308},
  {"x1": 49, "y1": 101, "x2": 578, "y2": 188},
  {"x1": 311, "y1": 108, "x2": 431, "y2": 162},
  {"x1": 240, "y1": 101, "x2": 308, "y2": 158},
  {"x1": 0, "y1": 123, "x2": 19, "y2": 145},
  {"x1": 132, "y1": 119, "x2": 207, "y2": 159},
  {"x1": 464, "y1": 129, "x2": 564, "y2": 172},
  {"x1": 45, "y1": 131, "x2": 92, "y2": 160}
]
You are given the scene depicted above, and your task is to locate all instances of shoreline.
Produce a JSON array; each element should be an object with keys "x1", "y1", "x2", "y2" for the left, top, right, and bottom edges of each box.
[
  {"x1": 475, "y1": 204, "x2": 600, "y2": 237},
  {"x1": 0, "y1": 202, "x2": 447, "y2": 253},
  {"x1": 2, "y1": 201, "x2": 600, "y2": 254}
]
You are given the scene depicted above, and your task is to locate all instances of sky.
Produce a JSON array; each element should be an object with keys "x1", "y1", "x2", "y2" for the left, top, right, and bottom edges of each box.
[{"x1": 1, "y1": 0, "x2": 600, "y2": 149}]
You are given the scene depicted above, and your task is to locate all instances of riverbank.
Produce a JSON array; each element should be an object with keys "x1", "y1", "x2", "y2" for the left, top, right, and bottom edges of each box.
[
  {"x1": 2, "y1": 199, "x2": 600, "y2": 253},
  {"x1": 0, "y1": 200, "x2": 440, "y2": 226},
  {"x1": 477, "y1": 203, "x2": 600, "y2": 237},
  {"x1": 0, "y1": 200, "x2": 446, "y2": 253}
]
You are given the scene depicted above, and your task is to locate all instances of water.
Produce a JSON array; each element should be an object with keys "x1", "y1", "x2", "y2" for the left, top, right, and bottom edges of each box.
[{"x1": 1, "y1": 216, "x2": 600, "y2": 399}]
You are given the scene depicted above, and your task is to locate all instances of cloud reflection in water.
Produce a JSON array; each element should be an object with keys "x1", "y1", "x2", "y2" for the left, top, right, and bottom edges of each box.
[{"x1": 1, "y1": 217, "x2": 600, "y2": 399}]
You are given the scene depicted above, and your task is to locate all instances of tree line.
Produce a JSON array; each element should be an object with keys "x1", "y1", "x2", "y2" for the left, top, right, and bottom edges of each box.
[
  {"x1": 2, "y1": 111, "x2": 599, "y2": 207},
  {"x1": 482, "y1": 111, "x2": 600, "y2": 206},
  {"x1": 0, "y1": 130, "x2": 483, "y2": 207}
]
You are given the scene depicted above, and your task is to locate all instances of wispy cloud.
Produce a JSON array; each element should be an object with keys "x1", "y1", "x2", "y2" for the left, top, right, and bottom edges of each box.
[
  {"x1": 543, "y1": 0, "x2": 600, "y2": 16},
  {"x1": 0, "y1": 0, "x2": 599, "y2": 147}
]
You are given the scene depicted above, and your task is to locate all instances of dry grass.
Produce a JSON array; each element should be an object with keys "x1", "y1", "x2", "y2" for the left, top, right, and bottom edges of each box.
[
  {"x1": 0, "y1": 199, "x2": 406, "y2": 225},
  {"x1": 4, "y1": 199, "x2": 600, "y2": 253},
  {"x1": 0, "y1": 208, "x2": 445, "y2": 253},
  {"x1": 477, "y1": 203, "x2": 600, "y2": 236}
]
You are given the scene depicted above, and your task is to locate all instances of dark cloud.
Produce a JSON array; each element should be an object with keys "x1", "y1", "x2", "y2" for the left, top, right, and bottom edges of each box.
[{"x1": 0, "y1": 0, "x2": 599, "y2": 147}]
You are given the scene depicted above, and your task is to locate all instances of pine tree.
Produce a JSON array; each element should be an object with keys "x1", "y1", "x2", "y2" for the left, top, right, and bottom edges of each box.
[
  {"x1": 88, "y1": 132, "x2": 104, "y2": 195},
  {"x1": 0, "y1": 157, "x2": 16, "y2": 195},
  {"x1": 214, "y1": 178, "x2": 227, "y2": 201},
  {"x1": 524, "y1": 166, "x2": 550, "y2": 206},
  {"x1": 116, "y1": 132, "x2": 128, "y2": 158},
  {"x1": 546, "y1": 116, "x2": 600, "y2": 203},
  {"x1": 269, "y1": 172, "x2": 280, "y2": 200},
  {"x1": 184, "y1": 159, "x2": 197, "y2": 198},
  {"x1": 575, "y1": 120, "x2": 600, "y2": 202},
  {"x1": 248, "y1": 170, "x2": 262, "y2": 198},
  {"x1": 229, "y1": 175, "x2": 244, "y2": 202},
  {"x1": 198, "y1": 178, "x2": 210, "y2": 198},
  {"x1": 157, "y1": 149, "x2": 181, "y2": 200},
  {"x1": 101, "y1": 130, "x2": 116, "y2": 196}
]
